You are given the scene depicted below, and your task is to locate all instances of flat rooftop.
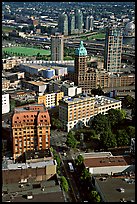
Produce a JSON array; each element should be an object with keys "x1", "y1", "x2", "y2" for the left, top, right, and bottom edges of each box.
[
  {"x1": 2, "y1": 176, "x2": 65, "y2": 202},
  {"x1": 25, "y1": 149, "x2": 52, "y2": 161},
  {"x1": 84, "y1": 155, "x2": 133, "y2": 168},
  {"x1": 62, "y1": 95, "x2": 94, "y2": 104},
  {"x1": 21, "y1": 63, "x2": 45, "y2": 70},
  {"x1": 94, "y1": 176, "x2": 135, "y2": 202},
  {"x1": 2, "y1": 159, "x2": 55, "y2": 170}
]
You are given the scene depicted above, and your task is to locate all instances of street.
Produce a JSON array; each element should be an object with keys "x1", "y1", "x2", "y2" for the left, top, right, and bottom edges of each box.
[{"x1": 50, "y1": 129, "x2": 83, "y2": 202}]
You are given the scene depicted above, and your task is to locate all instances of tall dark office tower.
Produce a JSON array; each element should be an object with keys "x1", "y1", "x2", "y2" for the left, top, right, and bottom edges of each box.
[
  {"x1": 68, "y1": 12, "x2": 75, "y2": 35},
  {"x1": 104, "y1": 27, "x2": 123, "y2": 73},
  {"x1": 58, "y1": 12, "x2": 68, "y2": 36},
  {"x1": 75, "y1": 9, "x2": 83, "y2": 33},
  {"x1": 51, "y1": 33, "x2": 64, "y2": 62}
]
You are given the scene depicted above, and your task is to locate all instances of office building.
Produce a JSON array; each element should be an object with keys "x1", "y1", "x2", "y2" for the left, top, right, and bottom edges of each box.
[
  {"x1": 59, "y1": 95, "x2": 95, "y2": 132},
  {"x1": 12, "y1": 104, "x2": 51, "y2": 161},
  {"x1": 2, "y1": 92, "x2": 10, "y2": 114},
  {"x1": 51, "y1": 33, "x2": 64, "y2": 62},
  {"x1": 58, "y1": 12, "x2": 68, "y2": 36},
  {"x1": 104, "y1": 27, "x2": 123, "y2": 73},
  {"x1": 59, "y1": 95, "x2": 121, "y2": 132}
]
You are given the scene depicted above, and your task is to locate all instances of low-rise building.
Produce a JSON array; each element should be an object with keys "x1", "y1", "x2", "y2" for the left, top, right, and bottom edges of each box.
[
  {"x1": 38, "y1": 91, "x2": 64, "y2": 108},
  {"x1": 2, "y1": 92, "x2": 10, "y2": 114},
  {"x1": 2, "y1": 78, "x2": 10, "y2": 90},
  {"x1": 21, "y1": 80, "x2": 48, "y2": 94},
  {"x1": 83, "y1": 152, "x2": 135, "y2": 175},
  {"x1": 2, "y1": 58, "x2": 20, "y2": 70},
  {"x1": 61, "y1": 80, "x2": 82, "y2": 97},
  {"x1": 93, "y1": 175, "x2": 135, "y2": 202}
]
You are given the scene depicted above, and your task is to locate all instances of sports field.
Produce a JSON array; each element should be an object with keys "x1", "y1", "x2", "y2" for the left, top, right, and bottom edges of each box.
[{"x1": 2, "y1": 46, "x2": 51, "y2": 56}]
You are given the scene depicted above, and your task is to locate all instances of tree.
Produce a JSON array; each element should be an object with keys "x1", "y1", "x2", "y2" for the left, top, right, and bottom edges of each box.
[
  {"x1": 116, "y1": 129, "x2": 129, "y2": 147},
  {"x1": 90, "y1": 113, "x2": 110, "y2": 135},
  {"x1": 106, "y1": 109, "x2": 124, "y2": 128},
  {"x1": 51, "y1": 118, "x2": 63, "y2": 130},
  {"x1": 66, "y1": 131, "x2": 79, "y2": 148},
  {"x1": 10, "y1": 99, "x2": 16, "y2": 111},
  {"x1": 75, "y1": 154, "x2": 84, "y2": 166},
  {"x1": 126, "y1": 126, "x2": 135, "y2": 139},
  {"x1": 122, "y1": 95, "x2": 135, "y2": 109},
  {"x1": 119, "y1": 109, "x2": 127, "y2": 119},
  {"x1": 90, "y1": 190, "x2": 101, "y2": 202},
  {"x1": 60, "y1": 176, "x2": 69, "y2": 192},
  {"x1": 80, "y1": 168, "x2": 91, "y2": 181},
  {"x1": 100, "y1": 129, "x2": 117, "y2": 149}
]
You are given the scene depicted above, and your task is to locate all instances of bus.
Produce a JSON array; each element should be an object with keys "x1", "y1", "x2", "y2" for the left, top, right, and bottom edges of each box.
[{"x1": 68, "y1": 162, "x2": 74, "y2": 172}]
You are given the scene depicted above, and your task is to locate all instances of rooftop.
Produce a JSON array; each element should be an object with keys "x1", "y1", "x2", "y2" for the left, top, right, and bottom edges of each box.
[
  {"x1": 94, "y1": 176, "x2": 135, "y2": 202},
  {"x1": 84, "y1": 155, "x2": 133, "y2": 168},
  {"x1": 25, "y1": 149, "x2": 52, "y2": 161},
  {"x1": 2, "y1": 176, "x2": 65, "y2": 202},
  {"x1": 2, "y1": 159, "x2": 55, "y2": 170}
]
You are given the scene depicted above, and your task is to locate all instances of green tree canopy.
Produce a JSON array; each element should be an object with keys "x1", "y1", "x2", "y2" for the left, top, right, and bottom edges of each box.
[
  {"x1": 100, "y1": 129, "x2": 117, "y2": 149},
  {"x1": 122, "y1": 95, "x2": 135, "y2": 109},
  {"x1": 80, "y1": 168, "x2": 91, "y2": 181},
  {"x1": 66, "y1": 130, "x2": 79, "y2": 148},
  {"x1": 75, "y1": 154, "x2": 84, "y2": 166},
  {"x1": 90, "y1": 190, "x2": 101, "y2": 202},
  {"x1": 60, "y1": 176, "x2": 69, "y2": 192},
  {"x1": 90, "y1": 113, "x2": 110, "y2": 134},
  {"x1": 126, "y1": 126, "x2": 135, "y2": 139},
  {"x1": 106, "y1": 109, "x2": 124, "y2": 128},
  {"x1": 116, "y1": 129, "x2": 129, "y2": 147}
]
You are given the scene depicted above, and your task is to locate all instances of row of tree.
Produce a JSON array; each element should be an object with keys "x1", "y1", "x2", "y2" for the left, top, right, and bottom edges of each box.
[{"x1": 75, "y1": 155, "x2": 101, "y2": 202}]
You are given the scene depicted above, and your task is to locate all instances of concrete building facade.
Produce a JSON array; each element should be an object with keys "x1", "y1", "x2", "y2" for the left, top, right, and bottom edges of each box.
[
  {"x1": 104, "y1": 27, "x2": 123, "y2": 73},
  {"x1": 51, "y1": 33, "x2": 64, "y2": 62},
  {"x1": 59, "y1": 95, "x2": 121, "y2": 132},
  {"x1": 2, "y1": 93, "x2": 10, "y2": 114},
  {"x1": 38, "y1": 91, "x2": 64, "y2": 108},
  {"x1": 58, "y1": 13, "x2": 68, "y2": 36}
]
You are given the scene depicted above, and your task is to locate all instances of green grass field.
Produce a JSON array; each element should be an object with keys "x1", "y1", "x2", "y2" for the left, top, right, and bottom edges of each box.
[
  {"x1": 81, "y1": 33, "x2": 106, "y2": 40},
  {"x1": 2, "y1": 46, "x2": 51, "y2": 56},
  {"x1": 2, "y1": 26, "x2": 15, "y2": 33},
  {"x1": 88, "y1": 33, "x2": 106, "y2": 40}
]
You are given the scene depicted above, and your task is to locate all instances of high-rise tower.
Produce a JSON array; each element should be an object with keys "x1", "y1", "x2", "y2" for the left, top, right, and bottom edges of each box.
[
  {"x1": 75, "y1": 9, "x2": 83, "y2": 33},
  {"x1": 104, "y1": 27, "x2": 123, "y2": 73},
  {"x1": 85, "y1": 16, "x2": 94, "y2": 31},
  {"x1": 58, "y1": 12, "x2": 68, "y2": 36},
  {"x1": 68, "y1": 12, "x2": 75, "y2": 35},
  {"x1": 51, "y1": 33, "x2": 64, "y2": 62},
  {"x1": 73, "y1": 41, "x2": 97, "y2": 94}
]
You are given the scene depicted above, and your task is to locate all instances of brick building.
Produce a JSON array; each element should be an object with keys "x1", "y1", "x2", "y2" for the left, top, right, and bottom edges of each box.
[{"x1": 12, "y1": 104, "x2": 51, "y2": 161}]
